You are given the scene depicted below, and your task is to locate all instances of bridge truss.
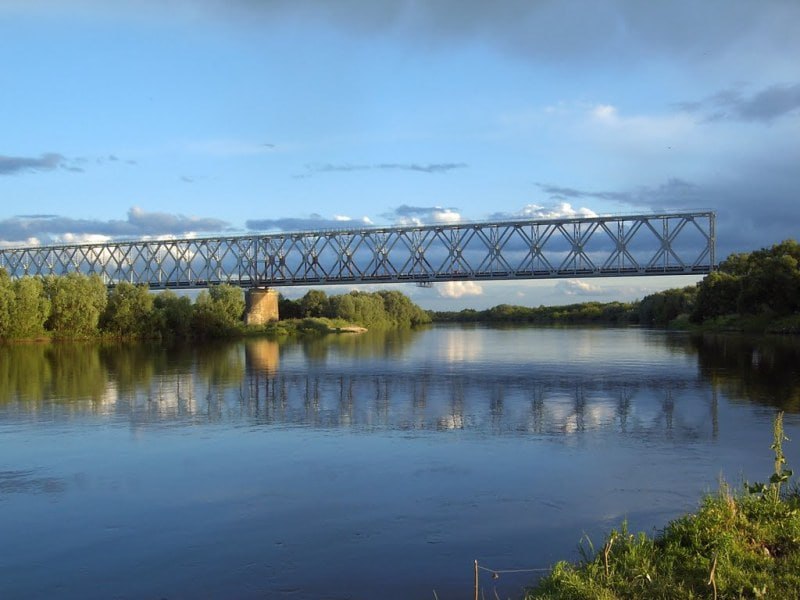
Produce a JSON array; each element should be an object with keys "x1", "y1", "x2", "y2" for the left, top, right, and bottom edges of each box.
[{"x1": 0, "y1": 211, "x2": 715, "y2": 289}]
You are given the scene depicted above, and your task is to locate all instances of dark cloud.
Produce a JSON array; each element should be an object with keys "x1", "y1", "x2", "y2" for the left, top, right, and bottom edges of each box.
[
  {"x1": 246, "y1": 214, "x2": 372, "y2": 232},
  {"x1": 0, "y1": 153, "x2": 66, "y2": 175},
  {"x1": 0, "y1": 207, "x2": 231, "y2": 244},
  {"x1": 302, "y1": 162, "x2": 467, "y2": 177},
  {"x1": 538, "y1": 179, "x2": 703, "y2": 208},
  {"x1": 544, "y1": 165, "x2": 799, "y2": 259},
  {"x1": 193, "y1": 0, "x2": 800, "y2": 68},
  {"x1": 1, "y1": 152, "x2": 138, "y2": 175},
  {"x1": 536, "y1": 183, "x2": 632, "y2": 203},
  {"x1": 676, "y1": 82, "x2": 800, "y2": 122}
]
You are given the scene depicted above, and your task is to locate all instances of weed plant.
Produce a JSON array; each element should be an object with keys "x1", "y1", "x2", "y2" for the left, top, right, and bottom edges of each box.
[{"x1": 526, "y1": 412, "x2": 800, "y2": 599}]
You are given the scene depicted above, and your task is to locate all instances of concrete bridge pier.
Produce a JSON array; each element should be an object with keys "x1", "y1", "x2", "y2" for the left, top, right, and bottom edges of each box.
[{"x1": 245, "y1": 287, "x2": 279, "y2": 326}]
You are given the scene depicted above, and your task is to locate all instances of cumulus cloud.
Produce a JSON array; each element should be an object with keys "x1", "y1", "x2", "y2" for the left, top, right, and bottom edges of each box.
[
  {"x1": 0, "y1": 207, "x2": 231, "y2": 245},
  {"x1": 388, "y1": 204, "x2": 463, "y2": 226},
  {"x1": 676, "y1": 82, "x2": 800, "y2": 122},
  {"x1": 490, "y1": 202, "x2": 597, "y2": 221},
  {"x1": 246, "y1": 214, "x2": 373, "y2": 232},
  {"x1": 299, "y1": 162, "x2": 467, "y2": 178},
  {"x1": 437, "y1": 281, "x2": 483, "y2": 299},
  {"x1": 554, "y1": 279, "x2": 607, "y2": 297}
]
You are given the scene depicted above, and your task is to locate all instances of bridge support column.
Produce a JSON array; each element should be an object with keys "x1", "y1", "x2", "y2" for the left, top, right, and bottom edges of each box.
[{"x1": 245, "y1": 287, "x2": 279, "y2": 326}]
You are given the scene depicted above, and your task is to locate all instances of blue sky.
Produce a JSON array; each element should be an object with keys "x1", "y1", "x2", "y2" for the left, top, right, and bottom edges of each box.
[{"x1": 1, "y1": 0, "x2": 799, "y2": 309}]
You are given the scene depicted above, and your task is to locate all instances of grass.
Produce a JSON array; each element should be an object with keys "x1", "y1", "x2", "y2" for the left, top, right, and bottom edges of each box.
[
  {"x1": 526, "y1": 413, "x2": 800, "y2": 600},
  {"x1": 245, "y1": 317, "x2": 366, "y2": 337}
]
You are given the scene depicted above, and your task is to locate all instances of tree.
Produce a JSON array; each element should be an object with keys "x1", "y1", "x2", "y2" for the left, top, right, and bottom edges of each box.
[
  {"x1": 7, "y1": 277, "x2": 50, "y2": 339},
  {"x1": 0, "y1": 269, "x2": 13, "y2": 339},
  {"x1": 101, "y1": 282, "x2": 155, "y2": 337},
  {"x1": 299, "y1": 290, "x2": 329, "y2": 318},
  {"x1": 44, "y1": 273, "x2": 108, "y2": 338},
  {"x1": 192, "y1": 284, "x2": 245, "y2": 337},
  {"x1": 153, "y1": 291, "x2": 194, "y2": 339},
  {"x1": 691, "y1": 271, "x2": 739, "y2": 322}
]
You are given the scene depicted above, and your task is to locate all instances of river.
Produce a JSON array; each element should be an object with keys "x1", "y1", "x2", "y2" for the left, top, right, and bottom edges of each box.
[{"x1": 1, "y1": 326, "x2": 799, "y2": 599}]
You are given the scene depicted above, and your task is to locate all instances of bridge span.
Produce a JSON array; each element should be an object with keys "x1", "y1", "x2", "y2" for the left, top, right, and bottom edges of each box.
[{"x1": 0, "y1": 211, "x2": 715, "y2": 290}]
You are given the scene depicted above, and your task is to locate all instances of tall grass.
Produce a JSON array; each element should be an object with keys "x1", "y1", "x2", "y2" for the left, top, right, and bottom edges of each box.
[{"x1": 526, "y1": 412, "x2": 800, "y2": 599}]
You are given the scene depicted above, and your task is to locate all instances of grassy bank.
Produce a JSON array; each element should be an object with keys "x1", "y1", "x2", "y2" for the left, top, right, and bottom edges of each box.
[
  {"x1": 246, "y1": 317, "x2": 367, "y2": 337},
  {"x1": 525, "y1": 413, "x2": 799, "y2": 599}
]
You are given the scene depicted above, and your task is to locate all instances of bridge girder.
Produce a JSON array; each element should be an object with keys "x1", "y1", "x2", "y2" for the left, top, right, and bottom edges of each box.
[{"x1": 0, "y1": 211, "x2": 715, "y2": 289}]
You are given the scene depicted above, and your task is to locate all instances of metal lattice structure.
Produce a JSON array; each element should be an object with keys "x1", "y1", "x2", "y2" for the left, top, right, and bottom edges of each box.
[{"x1": 0, "y1": 211, "x2": 715, "y2": 288}]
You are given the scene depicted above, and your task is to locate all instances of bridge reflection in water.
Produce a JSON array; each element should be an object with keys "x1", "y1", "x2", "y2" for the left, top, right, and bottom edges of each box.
[{"x1": 29, "y1": 339, "x2": 717, "y2": 441}]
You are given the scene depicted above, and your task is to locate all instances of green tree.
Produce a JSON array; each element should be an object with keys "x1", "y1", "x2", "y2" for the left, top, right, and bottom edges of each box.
[
  {"x1": 44, "y1": 273, "x2": 108, "y2": 338},
  {"x1": 691, "y1": 271, "x2": 740, "y2": 322},
  {"x1": 299, "y1": 289, "x2": 329, "y2": 318},
  {"x1": 153, "y1": 291, "x2": 194, "y2": 339},
  {"x1": 638, "y1": 286, "x2": 696, "y2": 326},
  {"x1": 7, "y1": 277, "x2": 50, "y2": 339},
  {"x1": 0, "y1": 269, "x2": 13, "y2": 339},
  {"x1": 101, "y1": 282, "x2": 155, "y2": 337},
  {"x1": 192, "y1": 284, "x2": 245, "y2": 337}
]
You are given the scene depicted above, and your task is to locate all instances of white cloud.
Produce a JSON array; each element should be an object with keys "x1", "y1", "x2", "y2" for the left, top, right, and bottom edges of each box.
[
  {"x1": 391, "y1": 204, "x2": 463, "y2": 227},
  {"x1": 54, "y1": 233, "x2": 113, "y2": 244},
  {"x1": 554, "y1": 279, "x2": 606, "y2": 297},
  {"x1": 518, "y1": 202, "x2": 598, "y2": 219},
  {"x1": 591, "y1": 104, "x2": 617, "y2": 120},
  {"x1": 437, "y1": 281, "x2": 483, "y2": 299}
]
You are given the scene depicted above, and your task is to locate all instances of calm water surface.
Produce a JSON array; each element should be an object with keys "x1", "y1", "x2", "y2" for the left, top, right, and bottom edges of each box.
[{"x1": 1, "y1": 326, "x2": 800, "y2": 599}]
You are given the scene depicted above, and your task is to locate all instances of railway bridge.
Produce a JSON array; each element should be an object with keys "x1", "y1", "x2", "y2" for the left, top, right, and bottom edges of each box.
[{"x1": 0, "y1": 211, "x2": 715, "y2": 324}]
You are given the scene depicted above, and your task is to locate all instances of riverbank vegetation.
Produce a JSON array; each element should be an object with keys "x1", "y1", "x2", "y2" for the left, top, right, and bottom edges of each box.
[
  {"x1": 431, "y1": 239, "x2": 800, "y2": 333},
  {"x1": 526, "y1": 412, "x2": 800, "y2": 599},
  {"x1": 0, "y1": 270, "x2": 429, "y2": 341}
]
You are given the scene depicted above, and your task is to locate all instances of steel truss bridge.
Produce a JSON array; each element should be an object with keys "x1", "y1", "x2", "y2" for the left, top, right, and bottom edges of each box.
[{"x1": 0, "y1": 211, "x2": 715, "y2": 289}]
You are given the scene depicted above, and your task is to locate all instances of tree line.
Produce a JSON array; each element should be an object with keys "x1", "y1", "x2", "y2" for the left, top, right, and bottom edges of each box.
[
  {"x1": 278, "y1": 289, "x2": 431, "y2": 329},
  {"x1": 0, "y1": 270, "x2": 431, "y2": 341},
  {"x1": 433, "y1": 239, "x2": 800, "y2": 331},
  {"x1": 0, "y1": 271, "x2": 248, "y2": 340}
]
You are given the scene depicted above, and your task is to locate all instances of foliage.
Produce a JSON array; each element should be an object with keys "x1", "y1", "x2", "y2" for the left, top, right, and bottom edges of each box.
[
  {"x1": 0, "y1": 271, "x2": 51, "y2": 339},
  {"x1": 527, "y1": 412, "x2": 800, "y2": 600},
  {"x1": 638, "y1": 286, "x2": 696, "y2": 327},
  {"x1": 282, "y1": 289, "x2": 431, "y2": 329},
  {"x1": 693, "y1": 239, "x2": 800, "y2": 324},
  {"x1": 44, "y1": 273, "x2": 108, "y2": 338},
  {"x1": 0, "y1": 269, "x2": 15, "y2": 338},
  {"x1": 101, "y1": 282, "x2": 155, "y2": 337},
  {"x1": 431, "y1": 301, "x2": 638, "y2": 326},
  {"x1": 192, "y1": 284, "x2": 246, "y2": 338},
  {"x1": 153, "y1": 291, "x2": 194, "y2": 339}
]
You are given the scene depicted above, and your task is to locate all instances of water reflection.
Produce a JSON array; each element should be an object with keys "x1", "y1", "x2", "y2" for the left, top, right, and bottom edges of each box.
[
  {"x1": 0, "y1": 329, "x2": 796, "y2": 436},
  {"x1": 665, "y1": 333, "x2": 800, "y2": 412}
]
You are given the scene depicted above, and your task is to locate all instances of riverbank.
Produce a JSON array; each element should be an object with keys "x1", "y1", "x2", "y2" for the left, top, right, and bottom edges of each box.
[{"x1": 525, "y1": 414, "x2": 800, "y2": 599}]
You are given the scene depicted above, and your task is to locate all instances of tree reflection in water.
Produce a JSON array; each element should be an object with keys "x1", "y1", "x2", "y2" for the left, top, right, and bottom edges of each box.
[{"x1": 1, "y1": 329, "x2": 798, "y2": 437}]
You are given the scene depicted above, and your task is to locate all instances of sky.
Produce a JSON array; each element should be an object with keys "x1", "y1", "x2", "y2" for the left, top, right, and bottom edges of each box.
[{"x1": 1, "y1": 0, "x2": 799, "y2": 309}]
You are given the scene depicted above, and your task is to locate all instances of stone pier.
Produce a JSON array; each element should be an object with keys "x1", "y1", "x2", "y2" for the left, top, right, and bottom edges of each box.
[{"x1": 244, "y1": 287, "x2": 279, "y2": 326}]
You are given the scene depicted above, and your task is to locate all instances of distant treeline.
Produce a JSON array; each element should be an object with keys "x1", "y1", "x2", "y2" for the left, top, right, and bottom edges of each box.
[
  {"x1": 0, "y1": 270, "x2": 431, "y2": 341},
  {"x1": 433, "y1": 239, "x2": 800, "y2": 332},
  {"x1": 432, "y1": 301, "x2": 638, "y2": 325}
]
